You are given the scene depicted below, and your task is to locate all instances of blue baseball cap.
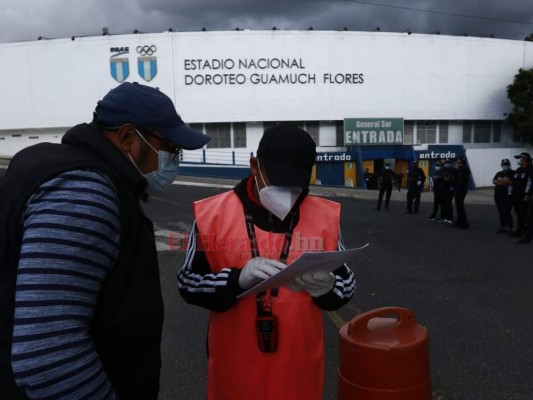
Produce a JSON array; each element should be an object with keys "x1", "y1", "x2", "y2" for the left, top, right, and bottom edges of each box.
[{"x1": 94, "y1": 82, "x2": 210, "y2": 150}]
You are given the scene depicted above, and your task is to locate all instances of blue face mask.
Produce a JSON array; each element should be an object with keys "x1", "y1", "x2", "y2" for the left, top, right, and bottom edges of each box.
[
  {"x1": 435, "y1": 166, "x2": 441, "y2": 171},
  {"x1": 143, "y1": 151, "x2": 180, "y2": 193},
  {"x1": 502, "y1": 165, "x2": 510, "y2": 171},
  {"x1": 516, "y1": 159, "x2": 522, "y2": 166},
  {"x1": 129, "y1": 130, "x2": 180, "y2": 194},
  {"x1": 385, "y1": 166, "x2": 390, "y2": 170},
  {"x1": 444, "y1": 163, "x2": 451, "y2": 168}
]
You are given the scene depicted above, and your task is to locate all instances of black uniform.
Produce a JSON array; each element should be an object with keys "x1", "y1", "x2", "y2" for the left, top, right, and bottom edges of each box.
[
  {"x1": 405, "y1": 165, "x2": 426, "y2": 214},
  {"x1": 376, "y1": 167, "x2": 396, "y2": 210},
  {"x1": 493, "y1": 167, "x2": 514, "y2": 233},
  {"x1": 440, "y1": 163, "x2": 457, "y2": 222},
  {"x1": 512, "y1": 165, "x2": 533, "y2": 237},
  {"x1": 454, "y1": 161, "x2": 471, "y2": 229},
  {"x1": 427, "y1": 165, "x2": 444, "y2": 220}
]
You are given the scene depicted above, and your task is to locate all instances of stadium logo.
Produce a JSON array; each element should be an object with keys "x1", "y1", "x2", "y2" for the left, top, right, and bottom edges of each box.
[
  {"x1": 137, "y1": 45, "x2": 158, "y2": 82},
  {"x1": 109, "y1": 47, "x2": 130, "y2": 82}
]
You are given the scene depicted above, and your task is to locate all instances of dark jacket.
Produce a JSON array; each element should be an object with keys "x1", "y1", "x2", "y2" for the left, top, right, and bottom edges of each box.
[
  {"x1": 406, "y1": 166, "x2": 426, "y2": 190},
  {"x1": 432, "y1": 168, "x2": 444, "y2": 193},
  {"x1": 441, "y1": 165, "x2": 457, "y2": 193},
  {"x1": 379, "y1": 168, "x2": 396, "y2": 188},
  {"x1": 455, "y1": 165, "x2": 471, "y2": 193},
  {"x1": 493, "y1": 169, "x2": 514, "y2": 197},
  {"x1": 0, "y1": 124, "x2": 163, "y2": 399},
  {"x1": 512, "y1": 165, "x2": 533, "y2": 198}
]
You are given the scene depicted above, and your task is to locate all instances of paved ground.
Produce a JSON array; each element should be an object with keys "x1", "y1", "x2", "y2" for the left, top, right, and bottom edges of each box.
[{"x1": 174, "y1": 173, "x2": 496, "y2": 204}]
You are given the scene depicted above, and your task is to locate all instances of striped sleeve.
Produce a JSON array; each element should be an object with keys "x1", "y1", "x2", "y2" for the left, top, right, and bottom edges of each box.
[
  {"x1": 11, "y1": 170, "x2": 120, "y2": 400},
  {"x1": 177, "y1": 221, "x2": 243, "y2": 312},
  {"x1": 333, "y1": 230, "x2": 357, "y2": 299},
  {"x1": 312, "y1": 228, "x2": 357, "y2": 311}
]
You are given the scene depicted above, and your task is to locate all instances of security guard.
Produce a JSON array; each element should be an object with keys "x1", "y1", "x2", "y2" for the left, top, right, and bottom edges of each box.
[
  {"x1": 492, "y1": 158, "x2": 514, "y2": 234},
  {"x1": 512, "y1": 152, "x2": 533, "y2": 242},
  {"x1": 427, "y1": 161, "x2": 444, "y2": 221},
  {"x1": 405, "y1": 160, "x2": 426, "y2": 215},
  {"x1": 375, "y1": 162, "x2": 396, "y2": 210},
  {"x1": 440, "y1": 158, "x2": 457, "y2": 224},
  {"x1": 453, "y1": 157, "x2": 471, "y2": 229}
]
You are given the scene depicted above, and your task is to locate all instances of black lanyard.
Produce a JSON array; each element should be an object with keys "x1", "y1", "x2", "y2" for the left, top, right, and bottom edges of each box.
[
  {"x1": 243, "y1": 209, "x2": 296, "y2": 309},
  {"x1": 244, "y1": 208, "x2": 297, "y2": 353}
]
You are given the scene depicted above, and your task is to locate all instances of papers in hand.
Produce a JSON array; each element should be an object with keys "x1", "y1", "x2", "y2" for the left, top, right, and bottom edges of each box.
[{"x1": 237, "y1": 243, "x2": 369, "y2": 298}]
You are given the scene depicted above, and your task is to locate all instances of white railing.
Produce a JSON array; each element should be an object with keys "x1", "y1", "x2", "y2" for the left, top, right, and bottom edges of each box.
[{"x1": 180, "y1": 148, "x2": 253, "y2": 165}]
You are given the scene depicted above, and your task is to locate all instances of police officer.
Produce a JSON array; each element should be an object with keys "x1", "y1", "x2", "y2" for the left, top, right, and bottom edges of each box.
[
  {"x1": 427, "y1": 161, "x2": 444, "y2": 221},
  {"x1": 405, "y1": 160, "x2": 426, "y2": 214},
  {"x1": 453, "y1": 157, "x2": 471, "y2": 229},
  {"x1": 440, "y1": 158, "x2": 457, "y2": 224},
  {"x1": 492, "y1": 158, "x2": 514, "y2": 234},
  {"x1": 375, "y1": 162, "x2": 396, "y2": 210},
  {"x1": 512, "y1": 152, "x2": 533, "y2": 242}
]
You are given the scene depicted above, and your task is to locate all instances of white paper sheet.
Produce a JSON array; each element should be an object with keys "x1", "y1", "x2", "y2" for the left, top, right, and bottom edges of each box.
[{"x1": 237, "y1": 243, "x2": 369, "y2": 298}]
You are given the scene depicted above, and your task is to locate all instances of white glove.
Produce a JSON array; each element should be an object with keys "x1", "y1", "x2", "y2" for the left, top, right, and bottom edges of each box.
[
  {"x1": 239, "y1": 258, "x2": 287, "y2": 289},
  {"x1": 294, "y1": 272, "x2": 336, "y2": 297}
]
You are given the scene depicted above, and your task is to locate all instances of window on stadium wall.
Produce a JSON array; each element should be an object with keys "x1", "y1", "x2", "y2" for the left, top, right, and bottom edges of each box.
[
  {"x1": 206, "y1": 123, "x2": 231, "y2": 148},
  {"x1": 462, "y1": 120, "x2": 501, "y2": 143},
  {"x1": 400, "y1": 121, "x2": 449, "y2": 145},
  {"x1": 463, "y1": 121, "x2": 472, "y2": 143},
  {"x1": 416, "y1": 121, "x2": 437, "y2": 144},
  {"x1": 492, "y1": 121, "x2": 501, "y2": 143},
  {"x1": 191, "y1": 122, "x2": 246, "y2": 148},
  {"x1": 335, "y1": 121, "x2": 344, "y2": 146},
  {"x1": 474, "y1": 121, "x2": 491, "y2": 143},
  {"x1": 233, "y1": 122, "x2": 247, "y2": 148},
  {"x1": 404, "y1": 121, "x2": 414, "y2": 144},
  {"x1": 439, "y1": 121, "x2": 449, "y2": 143}
]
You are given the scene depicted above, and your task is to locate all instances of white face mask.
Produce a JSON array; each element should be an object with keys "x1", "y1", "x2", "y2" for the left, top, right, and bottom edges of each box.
[
  {"x1": 255, "y1": 160, "x2": 303, "y2": 220},
  {"x1": 128, "y1": 130, "x2": 180, "y2": 194}
]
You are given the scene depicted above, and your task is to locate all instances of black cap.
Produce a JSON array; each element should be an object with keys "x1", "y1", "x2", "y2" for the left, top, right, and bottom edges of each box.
[
  {"x1": 514, "y1": 152, "x2": 531, "y2": 160},
  {"x1": 501, "y1": 158, "x2": 510, "y2": 165},
  {"x1": 94, "y1": 82, "x2": 211, "y2": 150},
  {"x1": 257, "y1": 125, "x2": 316, "y2": 188}
]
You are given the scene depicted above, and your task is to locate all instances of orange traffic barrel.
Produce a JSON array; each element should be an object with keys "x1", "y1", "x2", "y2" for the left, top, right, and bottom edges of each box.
[{"x1": 338, "y1": 307, "x2": 431, "y2": 399}]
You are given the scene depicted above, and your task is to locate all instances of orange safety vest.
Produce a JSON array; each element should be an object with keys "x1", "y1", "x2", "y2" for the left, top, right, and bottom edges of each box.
[{"x1": 194, "y1": 190, "x2": 340, "y2": 400}]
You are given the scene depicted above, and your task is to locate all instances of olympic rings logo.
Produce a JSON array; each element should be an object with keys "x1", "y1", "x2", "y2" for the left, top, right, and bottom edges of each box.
[{"x1": 136, "y1": 45, "x2": 157, "y2": 56}]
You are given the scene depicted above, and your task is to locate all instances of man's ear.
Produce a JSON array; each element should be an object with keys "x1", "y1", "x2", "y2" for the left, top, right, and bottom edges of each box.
[
  {"x1": 250, "y1": 157, "x2": 259, "y2": 177},
  {"x1": 114, "y1": 124, "x2": 137, "y2": 153}
]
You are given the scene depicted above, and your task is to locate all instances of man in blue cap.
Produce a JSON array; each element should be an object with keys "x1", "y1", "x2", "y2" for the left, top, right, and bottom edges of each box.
[{"x1": 0, "y1": 82, "x2": 210, "y2": 400}]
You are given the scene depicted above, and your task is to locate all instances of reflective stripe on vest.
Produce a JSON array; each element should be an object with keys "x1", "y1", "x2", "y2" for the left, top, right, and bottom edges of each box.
[{"x1": 194, "y1": 191, "x2": 340, "y2": 400}]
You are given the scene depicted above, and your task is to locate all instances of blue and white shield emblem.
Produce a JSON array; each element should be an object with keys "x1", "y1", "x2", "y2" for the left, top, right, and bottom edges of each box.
[
  {"x1": 138, "y1": 56, "x2": 157, "y2": 81},
  {"x1": 110, "y1": 58, "x2": 129, "y2": 82}
]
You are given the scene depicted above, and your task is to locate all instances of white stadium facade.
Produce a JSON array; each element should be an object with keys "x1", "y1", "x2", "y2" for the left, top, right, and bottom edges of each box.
[{"x1": 1, "y1": 29, "x2": 532, "y2": 188}]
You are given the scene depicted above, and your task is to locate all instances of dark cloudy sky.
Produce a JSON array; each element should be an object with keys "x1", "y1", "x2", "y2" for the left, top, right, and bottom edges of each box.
[{"x1": 1, "y1": 0, "x2": 533, "y2": 43}]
